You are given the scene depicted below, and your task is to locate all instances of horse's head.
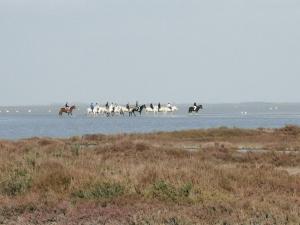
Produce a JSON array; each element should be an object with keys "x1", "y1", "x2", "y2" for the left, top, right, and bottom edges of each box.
[
  {"x1": 196, "y1": 105, "x2": 203, "y2": 111},
  {"x1": 70, "y1": 105, "x2": 76, "y2": 110}
]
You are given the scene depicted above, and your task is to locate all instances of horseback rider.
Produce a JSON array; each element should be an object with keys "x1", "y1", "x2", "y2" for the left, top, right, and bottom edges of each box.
[
  {"x1": 193, "y1": 102, "x2": 197, "y2": 111},
  {"x1": 126, "y1": 103, "x2": 130, "y2": 110},
  {"x1": 158, "y1": 102, "x2": 161, "y2": 112},
  {"x1": 111, "y1": 103, "x2": 115, "y2": 112},
  {"x1": 150, "y1": 103, "x2": 154, "y2": 110},
  {"x1": 136, "y1": 101, "x2": 139, "y2": 108},
  {"x1": 90, "y1": 102, "x2": 94, "y2": 112},
  {"x1": 65, "y1": 102, "x2": 70, "y2": 111},
  {"x1": 95, "y1": 102, "x2": 99, "y2": 113},
  {"x1": 105, "y1": 102, "x2": 109, "y2": 109}
]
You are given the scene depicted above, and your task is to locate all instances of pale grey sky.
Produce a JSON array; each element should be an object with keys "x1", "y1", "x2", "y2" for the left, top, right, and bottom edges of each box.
[{"x1": 0, "y1": 0, "x2": 299, "y2": 105}]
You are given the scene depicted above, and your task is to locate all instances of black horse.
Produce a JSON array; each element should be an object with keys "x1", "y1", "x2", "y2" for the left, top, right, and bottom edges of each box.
[
  {"x1": 188, "y1": 105, "x2": 203, "y2": 113},
  {"x1": 128, "y1": 104, "x2": 146, "y2": 117}
]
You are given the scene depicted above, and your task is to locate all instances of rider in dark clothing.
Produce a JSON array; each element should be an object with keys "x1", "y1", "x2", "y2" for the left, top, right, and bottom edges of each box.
[
  {"x1": 150, "y1": 103, "x2": 154, "y2": 109},
  {"x1": 105, "y1": 102, "x2": 109, "y2": 109},
  {"x1": 136, "y1": 101, "x2": 138, "y2": 107},
  {"x1": 65, "y1": 102, "x2": 69, "y2": 108},
  {"x1": 158, "y1": 102, "x2": 161, "y2": 112},
  {"x1": 90, "y1": 103, "x2": 94, "y2": 112},
  {"x1": 126, "y1": 103, "x2": 130, "y2": 110},
  {"x1": 193, "y1": 102, "x2": 197, "y2": 110}
]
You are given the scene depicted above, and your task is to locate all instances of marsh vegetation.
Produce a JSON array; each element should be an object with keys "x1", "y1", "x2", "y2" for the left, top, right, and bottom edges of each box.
[{"x1": 0, "y1": 126, "x2": 299, "y2": 224}]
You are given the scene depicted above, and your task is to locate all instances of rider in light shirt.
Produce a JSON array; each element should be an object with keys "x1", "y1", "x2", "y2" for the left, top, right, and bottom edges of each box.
[{"x1": 194, "y1": 102, "x2": 197, "y2": 110}]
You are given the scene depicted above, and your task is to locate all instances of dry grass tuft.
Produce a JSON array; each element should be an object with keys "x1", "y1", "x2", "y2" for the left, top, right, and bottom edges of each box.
[{"x1": 32, "y1": 161, "x2": 72, "y2": 193}]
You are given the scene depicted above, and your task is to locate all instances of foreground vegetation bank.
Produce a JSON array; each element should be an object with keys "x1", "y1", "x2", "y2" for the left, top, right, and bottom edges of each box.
[{"x1": 0, "y1": 126, "x2": 299, "y2": 225}]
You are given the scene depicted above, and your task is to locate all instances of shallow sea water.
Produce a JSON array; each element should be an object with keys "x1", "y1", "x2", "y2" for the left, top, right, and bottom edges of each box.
[{"x1": 1, "y1": 103, "x2": 300, "y2": 139}]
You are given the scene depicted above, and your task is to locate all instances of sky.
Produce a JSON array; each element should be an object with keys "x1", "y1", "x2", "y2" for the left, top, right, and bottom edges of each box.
[{"x1": 0, "y1": 0, "x2": 299, "y2": 105}]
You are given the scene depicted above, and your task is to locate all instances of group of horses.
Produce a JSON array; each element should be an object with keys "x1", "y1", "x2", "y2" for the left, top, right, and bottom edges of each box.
[
  {"x1": 87, "y1": 104, "x2": 147, "y2": 117},
  {"x1": 58, "y1": 104, "x2": 203, "y2": 116}
]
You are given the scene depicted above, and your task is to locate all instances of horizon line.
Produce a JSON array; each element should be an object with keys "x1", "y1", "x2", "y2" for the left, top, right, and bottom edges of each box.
[{"x1": 1, "y1": 101, "x2": 300, "y2": 107}]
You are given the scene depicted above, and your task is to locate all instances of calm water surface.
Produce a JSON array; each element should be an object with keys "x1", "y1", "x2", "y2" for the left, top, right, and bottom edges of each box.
[{"x1": 1, "y1": 103, "x2": 300, "y2": 139}]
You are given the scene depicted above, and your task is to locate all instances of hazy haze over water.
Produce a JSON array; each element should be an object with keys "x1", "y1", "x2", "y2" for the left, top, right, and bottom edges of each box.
[{"x1": 0, "y1": 0, "x2": 300, "y2": 105}]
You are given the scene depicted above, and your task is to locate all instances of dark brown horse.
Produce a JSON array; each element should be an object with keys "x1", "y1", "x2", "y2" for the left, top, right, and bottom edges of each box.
[{"x1": 59, "y1": 105, "x2": 76, "y2": 116}]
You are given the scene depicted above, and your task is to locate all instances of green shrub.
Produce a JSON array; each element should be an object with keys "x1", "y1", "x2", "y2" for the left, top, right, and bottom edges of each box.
[
  {"x1": 0, "y1": 168, "x2": 32, "y2": 196},
  {"x1": 150, "y1": 181, "x2": 193, "y2": 202},
  {"x1": 179, "y1": 183, "x2": 192, "y2": 197},
  {"x1": 151, "y1": 180, "x2": 178, "y2": 201},
  {"x1": 73, "y1": 182, "x2": 124, "y2": 199}
]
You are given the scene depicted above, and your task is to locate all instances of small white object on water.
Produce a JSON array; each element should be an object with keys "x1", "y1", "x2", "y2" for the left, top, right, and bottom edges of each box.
[
  {"x1": 6, "y1": 110, "x2": 10, "y2": 113},
  {"x1": 15, "y1": 110, "x2": 19, "y2": 113},
  {"x1": 241, "y1": 111, "x2": 248, "y2": 115},
  {"x1": 28, "y1": 109, "x2": 31, "y2": 113}
]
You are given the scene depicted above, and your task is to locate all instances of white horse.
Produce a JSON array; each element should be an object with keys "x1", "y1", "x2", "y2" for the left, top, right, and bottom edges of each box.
[
  {"x1": 158, "y1": 106, "x2": 178, "y2": 113},
  {"x1": 146, "y1": 106, "x2": 159, "y2": 113},
  {"x1": 153, "y1": 105, "x2": 178, "y2": 113},
  {"x1": 146, "y1": 107, "x2": 155, "y2": 112},
  {"x1": 114, "y1": 105, "x2": 128, "y2": 114},
  {"x1": 146, "y1": 105, "x2": 178, "y2": 113},
  {"x1": 87, "y1": 107, "x2": 94, "y2": 115},
  {"x1": 87, "y1": 105, "x2": 108, "y2": 116}
]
